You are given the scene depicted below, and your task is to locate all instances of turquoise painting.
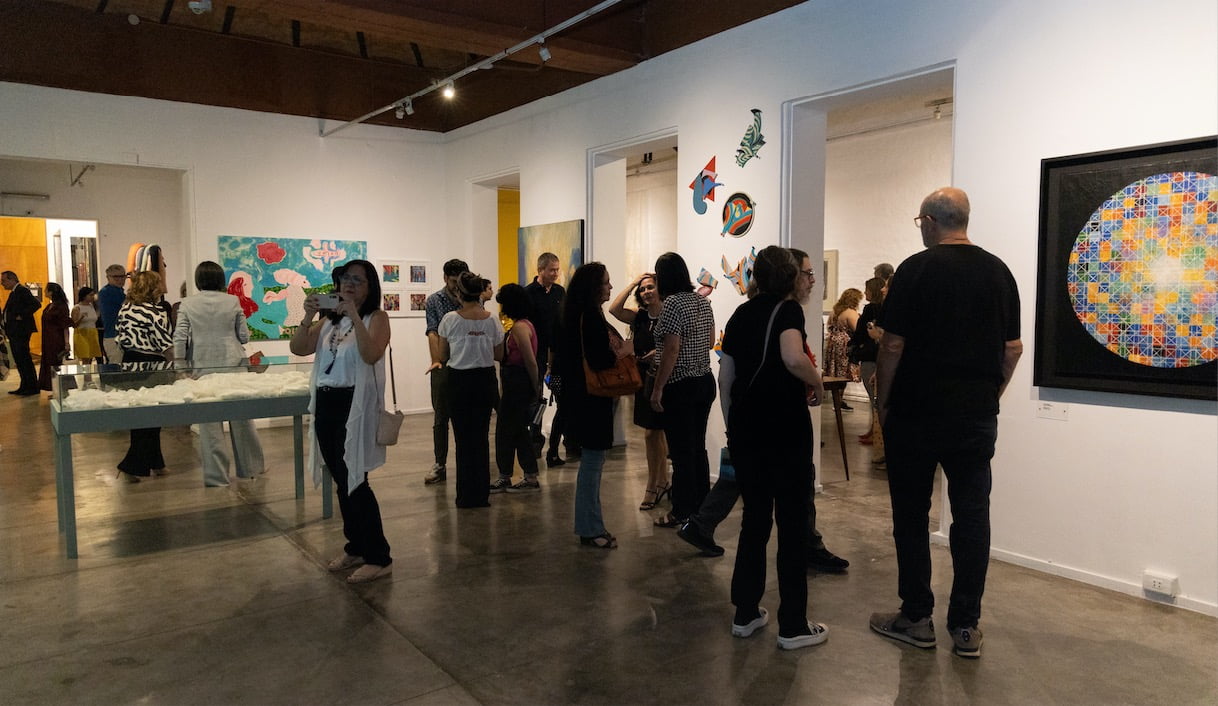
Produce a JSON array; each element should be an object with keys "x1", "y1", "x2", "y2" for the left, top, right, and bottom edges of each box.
[{"x1": 218, "y1": 235, "x2": 368, "y2": 340}]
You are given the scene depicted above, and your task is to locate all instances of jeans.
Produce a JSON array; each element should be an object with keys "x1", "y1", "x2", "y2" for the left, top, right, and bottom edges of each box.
[
  {"x1": 447, "y1": 367, "x2": 498, "y2": 508},
  {"x1": 315, "y1": 387, "x2": 392, "y2": 566},
  {"x1": 495, "y1": 365, "x2": 539, "y2": 479},
  {"x1": 730, "y1": 441, "x2": 812, "y2": 635},
  {"x1": 430, "y1": 365, "x2": 451, "y2": 466},
  {"x1": 884, "y1": 412, "x2": 997, "y2": 630},
  {"x1": 660, "y1": 373, "x2": 716, "y2": 519},
  {"x1": 573, "y1": 448, "x2": 608, "y2": 537}
]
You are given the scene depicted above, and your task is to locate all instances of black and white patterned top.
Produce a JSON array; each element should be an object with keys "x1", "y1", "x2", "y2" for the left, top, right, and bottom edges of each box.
[
  {"x1": 116, "y1": 301, "x2": 173, "y2": 355},
  {"x1": 653, "y1": 291, "x2": 714, "y2": 385}
]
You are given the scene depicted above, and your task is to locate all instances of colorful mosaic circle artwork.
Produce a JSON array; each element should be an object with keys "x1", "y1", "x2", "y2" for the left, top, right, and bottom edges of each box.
[{"x1": 1067, "y1": 171, "x2": 1218, "y2": 368}]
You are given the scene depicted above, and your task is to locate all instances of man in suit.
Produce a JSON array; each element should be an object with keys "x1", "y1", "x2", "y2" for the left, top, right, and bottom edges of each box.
[{"x1": 2, "y1": 270, "x2": 41, "y2": 395}]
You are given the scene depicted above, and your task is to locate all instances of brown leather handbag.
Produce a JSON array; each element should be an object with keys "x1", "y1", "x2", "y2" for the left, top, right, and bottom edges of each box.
[{"x1": 582, "y1": 320, "x2": 642, "y2": 397}]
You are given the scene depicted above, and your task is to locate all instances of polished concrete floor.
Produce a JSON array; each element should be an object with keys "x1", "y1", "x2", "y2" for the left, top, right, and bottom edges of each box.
[{"x1": 1, "y1": 380, "x2": 1215, "y2": 705}]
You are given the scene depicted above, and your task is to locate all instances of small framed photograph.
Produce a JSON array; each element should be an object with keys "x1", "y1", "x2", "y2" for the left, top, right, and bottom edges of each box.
[
  {"x1": 382, "y1": 292, "x2": 405, "y2": 317},
  {"x1": 405, "y1": 291, "x2": 428, "y2": 317},
  {"x1": 406, "y1": 260, "x2": 430, "y2": 287},
  {"x1": 378, "y1": 259, "x2": 406, "y2": 290}
]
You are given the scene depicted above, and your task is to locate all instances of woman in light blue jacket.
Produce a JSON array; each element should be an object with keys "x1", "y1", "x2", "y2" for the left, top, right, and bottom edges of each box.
[{"x1": 173, "y1": 261, "x2": 265, "y2": 487}]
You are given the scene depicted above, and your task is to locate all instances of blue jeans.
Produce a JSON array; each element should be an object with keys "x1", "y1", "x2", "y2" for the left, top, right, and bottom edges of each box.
[
  {"x1": 884, "y1": 413, "x2": 997, "y2": 630},
  {"x1": 573, "y1": 448, "x2": 608, "y2": 537}
]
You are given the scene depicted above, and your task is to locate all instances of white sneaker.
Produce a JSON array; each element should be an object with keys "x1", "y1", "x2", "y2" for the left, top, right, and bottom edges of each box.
[
  {"x1": 777, "y1": 621, "x2": 829, "y2": 650},
  {"x1": 731, "y1": 607, "x2": 769, "y2": 638}
]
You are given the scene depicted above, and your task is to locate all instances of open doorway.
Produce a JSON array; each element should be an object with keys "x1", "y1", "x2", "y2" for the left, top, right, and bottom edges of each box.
[{"x1": 785, "y1": 64, "x2": 955, "y2": 480}]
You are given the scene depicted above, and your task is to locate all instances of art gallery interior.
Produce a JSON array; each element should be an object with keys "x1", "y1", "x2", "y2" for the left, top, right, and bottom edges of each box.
[{"x1": 0, "y1": 0, "x2": 1215, "y2": 703}]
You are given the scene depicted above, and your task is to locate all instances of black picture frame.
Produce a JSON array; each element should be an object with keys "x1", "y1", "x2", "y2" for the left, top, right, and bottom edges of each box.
[{"x1": 1034, "y1": 136, "x2": 1217, "y2": 401}]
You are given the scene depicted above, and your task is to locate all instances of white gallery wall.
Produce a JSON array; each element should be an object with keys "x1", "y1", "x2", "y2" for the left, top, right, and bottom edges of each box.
[
  {"x1": 0, "y1": 0, "x2": 1214, "y2": 612},
  {"x1": 0, "y1": 159, "x2": 186, "y2": 289},
  {"x1": 439, "y1": 0, "x2": 1217, "y2": 612},
  {"x1": 0, "y1": 89, "x2": 448, "y2": 412}
]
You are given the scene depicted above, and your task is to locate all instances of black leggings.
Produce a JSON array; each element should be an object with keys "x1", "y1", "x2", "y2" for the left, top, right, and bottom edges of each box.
[{"x1": 496, "y1": 365, "x2": 539, "y2": 479}]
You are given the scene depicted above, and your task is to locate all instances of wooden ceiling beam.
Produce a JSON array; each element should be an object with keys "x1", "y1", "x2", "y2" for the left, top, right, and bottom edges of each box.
[{"x1": 238, "y1": 0, "x2": 639, "y2": 75}]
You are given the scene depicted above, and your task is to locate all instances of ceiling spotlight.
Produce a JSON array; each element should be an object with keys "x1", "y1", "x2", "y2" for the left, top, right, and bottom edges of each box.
[
  {"x1": 538, "y1": 41, "x2": 552, "y2": 63},
  {"x1": 403, "y1": 99, "x2": 414, "y2": 116},
  {"x1": 442, "y1": 82, "x2": 455, "y2": 99},
  {"x1": 186, "y1": 0, "x2": 212, "y2": 14},
  {"x1": 395, "y1": 105, "x2": 405, "y2": 120}
]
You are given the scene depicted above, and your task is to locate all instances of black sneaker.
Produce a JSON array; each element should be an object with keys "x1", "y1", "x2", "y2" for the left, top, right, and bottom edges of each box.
[
  {"x1": 506, "y1": 477, "x2": 541, "y2": 493},
  {"x1": 677, "y1": 522, "x2": 725, "y2": 557},
  {"x1": 489, "y1": 477, "x2": 512, "y2": 494},
  {"x1": 808, "y1": 547, "x2": 849, "y2": 573},
  {"x1": 546, "y1": 453, "x2": 566, "y2": 467}
]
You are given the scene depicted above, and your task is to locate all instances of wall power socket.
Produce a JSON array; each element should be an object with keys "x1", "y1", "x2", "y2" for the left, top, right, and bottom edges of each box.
[{"x1": 1142, "y1": 570, "x2": 1179, "y2": 597}]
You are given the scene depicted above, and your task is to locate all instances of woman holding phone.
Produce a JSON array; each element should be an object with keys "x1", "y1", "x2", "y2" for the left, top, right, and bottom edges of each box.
[{"x1": 291, "y1": 260, "x2": 393, "y2": 583}]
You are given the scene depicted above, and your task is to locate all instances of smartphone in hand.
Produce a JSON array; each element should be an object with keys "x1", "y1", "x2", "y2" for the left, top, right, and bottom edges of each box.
[{"x1": 318, "y1": 293, "x2": 340, "y2": 310}]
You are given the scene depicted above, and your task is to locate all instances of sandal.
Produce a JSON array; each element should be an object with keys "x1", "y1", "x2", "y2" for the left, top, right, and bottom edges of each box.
[
  {"x1": 639, "y1": 487, "x2": 659, "y2": 511},
  {"x1": 654, "y1": 483, "x2": 672, "y2": 505},
  {"x1": 653, "y1": 513, "x2": 684, "y2": 529},
  {"x1": 580, "y1": 533, "x2": 617, "y2": 549}
]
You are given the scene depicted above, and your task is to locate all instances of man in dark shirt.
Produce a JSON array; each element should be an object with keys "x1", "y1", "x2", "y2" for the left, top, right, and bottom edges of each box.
[
  {"x1": 98, "y1": 264, "x2": 127, "y2": 364},
  {"x1": 525, "y1": 252, "x2": 577, "y2": 465},
  {"x1": 422, "y1": 258, "x2": 468, "y2": 485},
  {"x1": 2, "y1": 270, "x2": 41, "y2": 395},
  {"x1": 870, "y1": 187, "x2": 1022, "y2": 660}
]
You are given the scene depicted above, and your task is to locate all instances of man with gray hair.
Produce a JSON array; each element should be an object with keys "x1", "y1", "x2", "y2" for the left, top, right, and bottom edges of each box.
[
  {"x1": 98, "y1": 264, "x2": 128, "y2": 364},
  {"x1": 526, "y1": 252, "x2": 577, "y2": 465},
  {"x1": 870, "y1": 187, "x2": 1022, "y2": 659}
]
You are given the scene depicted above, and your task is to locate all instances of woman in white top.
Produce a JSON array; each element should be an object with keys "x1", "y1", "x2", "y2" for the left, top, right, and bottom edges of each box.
[
  {"x1": 290, "y1": 259, "x2": 393, "y2": 584},
  {"x1": 438, "y1": 271, "x2": 504, "y2": 508},
  {"x1": 71, "y1": 287, "x2": 102, "y2": 364},
  {"x1": 173, "y1": 261, "x2": 265, "y2": 487}
]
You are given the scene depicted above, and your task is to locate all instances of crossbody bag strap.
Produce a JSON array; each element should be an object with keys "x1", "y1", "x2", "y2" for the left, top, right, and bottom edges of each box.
[{"x1": 745, "y1": 301, "x2": 784, "y2": 393}]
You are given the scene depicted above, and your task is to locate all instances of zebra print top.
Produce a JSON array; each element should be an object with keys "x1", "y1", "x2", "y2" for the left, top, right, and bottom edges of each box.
[{"x1": 116, "y1": 301, "x2": 173, "y2": 355}]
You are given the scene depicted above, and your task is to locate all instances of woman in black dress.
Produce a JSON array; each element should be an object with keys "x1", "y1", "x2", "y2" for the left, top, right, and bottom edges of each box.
[{"x1": 609, "y1": 272, "x2": 670, "y2": 510}]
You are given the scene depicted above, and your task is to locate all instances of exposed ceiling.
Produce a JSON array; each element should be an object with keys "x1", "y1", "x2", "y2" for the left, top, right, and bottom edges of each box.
[{"x1": 1, "y1": 0, "x2": 805, "y2": 134}]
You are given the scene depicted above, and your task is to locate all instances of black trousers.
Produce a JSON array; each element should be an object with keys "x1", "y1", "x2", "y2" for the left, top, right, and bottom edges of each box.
[
  {"x1": 730, "y1": 440, "x2": 812, "y2": 636},
  {"x1": 315, "y1": 387, "x2": 392, "y2": 566},
  {"x1": 660, "y1": 373, "x2": 716, "y2": 519},
  {"x1": 884, "y1": 412, "x2": 997, "y2": 630},
  {"x1": 9, "y1": 331, "x2": 37, "y2": 392},
  {"x1": 447, "y1": 366, "x2": 498, "y2": 508},
  {"x1": 429, "y1": 365, "x2": 451, "y2": 466},
  {"x1": 117, "y1": 350, "x2": 165, "y2": 476},
  {"x1": 495, "y1": 365, "x2": 539, "y2": 479}
]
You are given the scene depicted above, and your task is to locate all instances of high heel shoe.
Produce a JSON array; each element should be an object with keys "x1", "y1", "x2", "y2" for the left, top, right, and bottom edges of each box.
[
  {"x1": 653, "y1": 483, "x2": 672, "y2": 505},
  {"x1": 639, "y1": 487, "x2": 659, "y2": 511}
]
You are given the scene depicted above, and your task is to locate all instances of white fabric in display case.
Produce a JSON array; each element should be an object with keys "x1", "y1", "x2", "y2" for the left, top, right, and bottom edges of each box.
[{"x1": 62, "y1": 371, "x2": 311, "y2": 410}]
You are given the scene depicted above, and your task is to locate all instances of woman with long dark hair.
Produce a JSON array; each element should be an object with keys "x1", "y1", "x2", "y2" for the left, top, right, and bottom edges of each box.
[
  {"x1": 174, "y1": 261, "x2": 265, "y2": 487},
  {"x1": 720, "y1": 245, "x2": 828, "y2": 650},
  {"x1": 649, "y1": 252, "x2": 716, "y2": 528},
  {"x1": 493, "y1": 283, "x2": 541, "y2": 493},
  {"x1": 291, "y1": 259, "x2": 393, "y2": 583},
  {"x1": 609, "y1": 272, "x2": 670, "y2": 510},
  {"x1": 438, "y1": 271, "x2": 503, "y2": 508},
  {"x1": 556, "y1": 262, "x2": 623, "y2": 548},
  {"x1": 38, "y1": 282, "x2": 72, "y2": 391},
  {"x1": 115, "y1": 271, "x2": 173, "y2": 482}
]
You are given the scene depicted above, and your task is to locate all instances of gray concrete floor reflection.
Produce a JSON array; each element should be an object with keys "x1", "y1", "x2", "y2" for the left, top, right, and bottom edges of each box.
[{"x1": 0, "y1": 383, "x2": 1214, "y2": 704}]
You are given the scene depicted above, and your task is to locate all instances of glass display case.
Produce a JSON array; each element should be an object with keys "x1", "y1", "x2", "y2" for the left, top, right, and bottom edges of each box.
[{"x1": 50, "y1": 357, "x2": 331, "y2": 558}]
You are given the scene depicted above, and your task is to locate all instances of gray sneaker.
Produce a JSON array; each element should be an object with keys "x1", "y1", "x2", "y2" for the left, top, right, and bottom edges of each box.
[
  {"x1": 423, "y1": 464, "x2": 446, "y2": 485},
  {"x1": 489, "y1": 477, "x2": 512, "y2": 493},
  {"x1": 950, "y1": 625, "x2": 983, "y2": 658},
  {"x1": 506, "y1": 477, "x2": 541, "y2": 493},
  {"x1": 869, "y1": 611, "x2": 936, "y2": 648}
]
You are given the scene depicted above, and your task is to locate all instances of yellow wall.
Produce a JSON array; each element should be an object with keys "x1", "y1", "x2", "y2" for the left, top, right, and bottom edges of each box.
[
  {"x1": 0, "y1": 216, "x2": 48, "y2": 351},
  {"x1": 497, "y1": 189, "x2": 520, "y2": 287}
]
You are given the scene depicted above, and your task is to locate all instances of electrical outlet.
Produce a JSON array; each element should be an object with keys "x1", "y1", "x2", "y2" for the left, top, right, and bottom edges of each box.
[{"x1": 1142, "y1": 570, "x2": 1179, "y2": 597}]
